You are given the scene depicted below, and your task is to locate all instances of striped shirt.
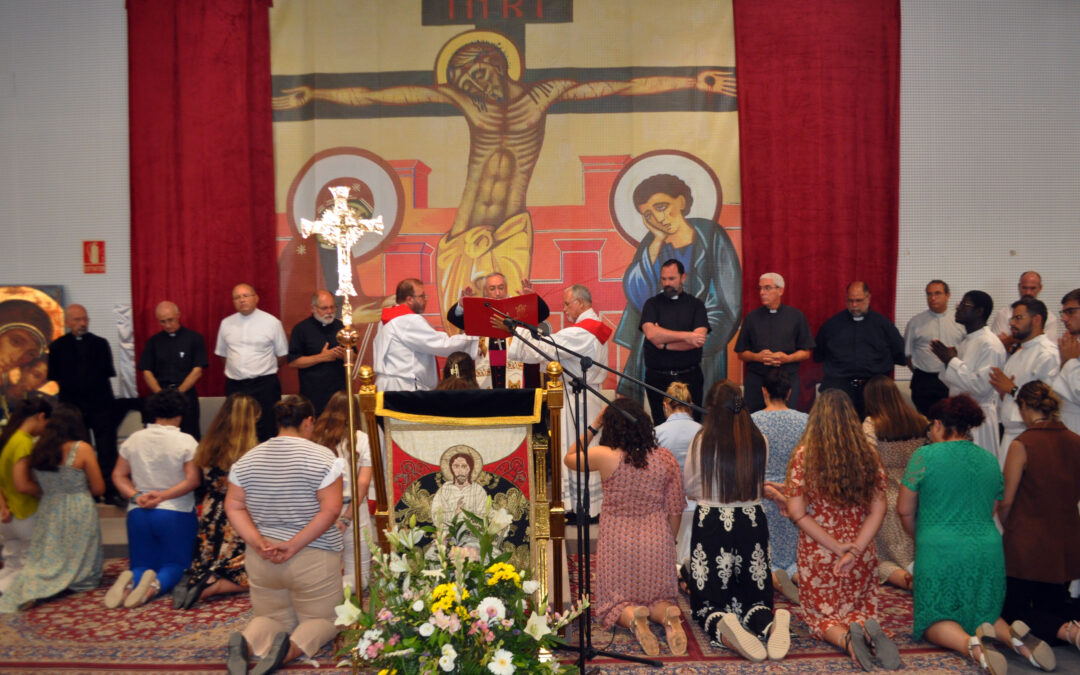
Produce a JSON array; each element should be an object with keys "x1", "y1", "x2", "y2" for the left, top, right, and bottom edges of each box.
[{"x1": 229, "y1": 436, "x2": 344, "y2": 552}]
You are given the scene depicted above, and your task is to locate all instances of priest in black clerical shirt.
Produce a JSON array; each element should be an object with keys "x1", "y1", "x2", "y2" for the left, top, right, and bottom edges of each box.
[
  {"x1": 137, "y1": 301, "x2": 208, "y2": 439},
  {"x1": 287, "y1": 290, "x2": 347, "y2": 416},
  {"x1": 47, "y1": 303, "x2": 121, "y2": 504}
]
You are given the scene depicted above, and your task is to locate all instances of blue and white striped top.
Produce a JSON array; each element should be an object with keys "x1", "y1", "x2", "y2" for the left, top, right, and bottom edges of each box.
[{"x1": 229, "y1": 436, "x2": 345, "y2": 552}]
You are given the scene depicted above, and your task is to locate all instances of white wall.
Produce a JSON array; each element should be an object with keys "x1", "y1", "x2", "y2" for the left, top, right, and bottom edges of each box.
[
  {"x1": 0, "y1": 0, "x2": 131, "y2": 394},
  {"x1": 897, "y1": 0, "x2": 1080, "y2": 373}
]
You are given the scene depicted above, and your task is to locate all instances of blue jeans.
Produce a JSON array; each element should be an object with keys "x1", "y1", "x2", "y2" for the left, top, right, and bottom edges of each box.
[{"x1": 126, "y1": 507, "x2": 198, "y2": 593}]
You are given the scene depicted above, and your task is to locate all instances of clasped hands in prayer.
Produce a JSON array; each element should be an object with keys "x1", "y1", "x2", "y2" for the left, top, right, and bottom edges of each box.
[{"x1": 763, "y1": 480, "x2": 863, "y2": 576}]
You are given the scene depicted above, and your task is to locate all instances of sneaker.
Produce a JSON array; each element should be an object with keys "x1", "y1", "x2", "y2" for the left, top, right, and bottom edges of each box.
[
  {"x1": 123, "y1": 570, "x2": 158, "y2": 608},
  {"x1": 104, "y1": 570, "x2": 133, "y2": 609},
  {"x1": 766, "y1": 608, "x2": 791, "y2": 660},
  {"x1": 718, "y1": 613, "x2": 767, "y2": 662}
]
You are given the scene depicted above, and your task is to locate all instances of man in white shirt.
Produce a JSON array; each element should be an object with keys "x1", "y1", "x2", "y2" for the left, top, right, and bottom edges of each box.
[
  {"x1": 372, "y1": 278, "x2": 477, "y2": 391},
  {"x1": 989, "y1": 297, "x2": 1060, "y2": 467},
  {"x1": 215, "y1": 283, "x2": 288, "y2": 442},
  {"x1": 904, "y1": 280, "x2": 966, "y2": 415},
  {"x1": 507, "y1": 284, "x2": 610, "y2": 519},
  {"x1": 931, "y1": 290, "x2": 1007, "y2": 458},
  {"x1": 991, "y1": 270, "x2": 1062, "y2": 347},
  {"x1": 1052, "y1": 288, "x2": 1080, "y2": 434}
]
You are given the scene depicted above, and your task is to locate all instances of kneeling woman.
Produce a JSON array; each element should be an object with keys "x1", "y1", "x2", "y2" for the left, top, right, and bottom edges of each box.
[
  {"x1": 898, "y1": 395, "x2": 1019, "y2": 675},
  {"x1": 109, "y1": 389, "x2": 201, "y2": 608},
  {"x1": 684, "y1": 381, "x2": 790, "y2": 662},
  {"x1": 566, "y1": 398, "x2": 687, "y2": 657}
]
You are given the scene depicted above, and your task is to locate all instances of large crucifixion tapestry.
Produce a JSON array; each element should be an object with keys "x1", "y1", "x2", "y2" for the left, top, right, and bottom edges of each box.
[{"x1": 270, "y1": 0, "x2": 744, "y2": 398}]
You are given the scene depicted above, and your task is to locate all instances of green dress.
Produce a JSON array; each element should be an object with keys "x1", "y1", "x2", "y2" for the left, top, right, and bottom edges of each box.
[{"x1": 902, "y1": 440, "x2": 1004, "y2": 638}]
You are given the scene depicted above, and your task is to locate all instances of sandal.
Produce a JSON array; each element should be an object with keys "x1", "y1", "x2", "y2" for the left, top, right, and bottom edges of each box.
[
  {"x1": 1066, "y1": 620, "x2": 1080, "y2": 652},
  {"x1": 773, "y1": 569, "x2": 800, "y2": 604},
  {"x1": 1008, "y1": 620, "x2": 1055, "y2": 671},
  {"x1": 864, "y1": 618, "x2": 902, "y2": 670},
  {"x1": 971, "y1": 623, "x2": 1007, "y2": 675},
  {"x1": 663, "y1": 606, "x2": 687, "y2": 656},
  {"x1": 630, "y1": 606, "x2": 659, "y2": 657},
  {"x1": 845, "y1": 622, "x2": 874, "y2": 671}
]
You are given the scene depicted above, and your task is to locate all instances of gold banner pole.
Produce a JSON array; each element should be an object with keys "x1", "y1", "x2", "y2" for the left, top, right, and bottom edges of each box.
[{"x1": 337, "y1": 299, "x2": 364, "y2": 602}]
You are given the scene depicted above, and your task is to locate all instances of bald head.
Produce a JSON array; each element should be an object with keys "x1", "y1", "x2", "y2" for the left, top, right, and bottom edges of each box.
[
  {"x1": 1018, "y1": 271, "x2": 1043, "y2": 300},
  {"x1": 312, "y1": 290, "x2": 337, "y2": 325},
  {"x1": 65, "y1": 304, "x2": 89, "y2": 336},
  {"x1": 231, "y1": 283, "x2": 259, "y2": 316},
  {"x1": 155, "y1": 301, "x2": 181, "y2": 333}
]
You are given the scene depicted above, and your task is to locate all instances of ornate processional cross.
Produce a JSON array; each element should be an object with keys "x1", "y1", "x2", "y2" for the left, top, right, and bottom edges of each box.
[{"x1": 299, "y1": 186, "x2": 383, "y2": 326}]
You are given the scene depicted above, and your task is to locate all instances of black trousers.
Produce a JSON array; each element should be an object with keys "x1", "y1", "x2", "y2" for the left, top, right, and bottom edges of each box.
[
  {"x1": 644, "y1": 365, "x2": 703, "y2": 425},
  {"x1": 744, "y1": 369, "x2": 801, "y2": 413},
  {"x1": 1002, "y1": 576, "x2": 1080, "y2": 644},
  {"x1": 820, "y1": 376, "x2": 869, "y2": 419},
  {"x1": 225, "y1": 374, "x2": 281, "y2": 442},
  {"x1": 910, "y1": 368, "x2": 950, "y2": 416},
  {"x1": 82, "y1": 406, "x2": 118, "y2": 497}
]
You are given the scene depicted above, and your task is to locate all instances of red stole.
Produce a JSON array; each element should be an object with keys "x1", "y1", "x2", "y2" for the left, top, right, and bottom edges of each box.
[
  {"x1": 573, "y1": 318, "x2": 612, "y2": 344},
  {"x1": 380, "y1": 304, "x2": 413, "y2": 324}
]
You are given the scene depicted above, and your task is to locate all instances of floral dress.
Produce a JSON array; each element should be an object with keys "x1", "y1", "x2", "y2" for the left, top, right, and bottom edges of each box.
[
  {"x1": 787, "y1": 447, "x2": 886, "y2": 639},
  {"x1": 0, "y1": 441, "x2": 102, "y2": 612},
  {"x1": 183, "y1": 466, "x2": 247, "y2": 588},
  {"x1": 595, "y1": 446, "x2": 686, "y2": 628},
  {"x1": 751, "y1": 408, "x2": 807, "y2": 574},
  {"x1": 863, "y1": 419, "x2": 923, "y2": 584}
]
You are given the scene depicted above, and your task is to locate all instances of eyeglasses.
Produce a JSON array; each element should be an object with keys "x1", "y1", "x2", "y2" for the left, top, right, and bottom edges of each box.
[{"x1": 1062, "y1": 307, "x2": 1080, "y2": 318}]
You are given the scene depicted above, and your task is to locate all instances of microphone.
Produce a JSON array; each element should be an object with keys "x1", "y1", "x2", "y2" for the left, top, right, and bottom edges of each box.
[
  {"x1": 485, "y1": 302, "x2": 492, "y2": 308},
  {"x1": 502, "y1": 317, "x2": 516, "y2": 331}
]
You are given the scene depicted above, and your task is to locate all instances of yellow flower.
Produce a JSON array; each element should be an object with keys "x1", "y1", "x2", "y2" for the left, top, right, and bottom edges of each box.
[
  {"x1": 430, "y1": 583, "x2": 469, "y2": 613},
  {"x1": 485, "y1": 562, "x2": 522, "y2": 587}
]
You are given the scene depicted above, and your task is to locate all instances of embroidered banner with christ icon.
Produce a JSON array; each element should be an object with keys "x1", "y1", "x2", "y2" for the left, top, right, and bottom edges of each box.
[{"x1": 376, "y1": 389, "x2": 543, "y2": 572}]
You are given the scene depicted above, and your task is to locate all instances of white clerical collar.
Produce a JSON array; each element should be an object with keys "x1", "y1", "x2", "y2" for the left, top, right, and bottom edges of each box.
[
  {"x1": 768, "y1": 308, "x2": 778, "y2": 314},
  {"x1": 852, "y1": 315, "x2": 865, "y2": 322}
]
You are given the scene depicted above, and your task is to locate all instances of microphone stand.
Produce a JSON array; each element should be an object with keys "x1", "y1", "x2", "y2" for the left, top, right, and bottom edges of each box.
[{"x1": 494, "y1": 312, "x2": 700, "y2": 671}]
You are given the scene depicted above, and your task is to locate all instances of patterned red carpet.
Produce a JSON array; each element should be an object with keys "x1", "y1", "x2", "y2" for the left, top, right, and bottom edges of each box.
[{"x1": 0, "y1": 558, "x2": 1072, "y2": 674}]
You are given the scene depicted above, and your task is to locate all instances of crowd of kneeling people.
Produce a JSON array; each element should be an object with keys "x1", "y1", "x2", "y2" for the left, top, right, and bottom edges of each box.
[
  {"x1": 568, "y1": 369, "x2": 1080, "y2": 674},
  {"x1": 1, "y1": 359, "x2": 1079, "y2": 674}
]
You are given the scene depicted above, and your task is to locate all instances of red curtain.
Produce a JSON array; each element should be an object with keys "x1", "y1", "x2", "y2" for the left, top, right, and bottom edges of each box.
[
  {"x1": 128, "y1": 0, "x2": 276, "y2": 397},
  {"x1": 732, "y1": 0, "x2": 901, "y2": 406}
]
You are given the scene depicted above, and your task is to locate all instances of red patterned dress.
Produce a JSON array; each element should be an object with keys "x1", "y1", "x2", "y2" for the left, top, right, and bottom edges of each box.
[
  {"x1": 787, "y1": 447, "x2": 886, "y2": 638},
  {"x1": 595, "y1": 446, "x2": 686, "y2": 628}
]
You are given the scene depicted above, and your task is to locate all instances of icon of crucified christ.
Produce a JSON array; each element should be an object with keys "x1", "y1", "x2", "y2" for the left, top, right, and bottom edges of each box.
[{"x1": 273, "y1": 30, "x2": 736, "y2": 329}]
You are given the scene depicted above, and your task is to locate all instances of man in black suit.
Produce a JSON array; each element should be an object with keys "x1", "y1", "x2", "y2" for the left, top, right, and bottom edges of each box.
[{"x1": 48, "y1": 304, "x2": 121, "y2": 505}]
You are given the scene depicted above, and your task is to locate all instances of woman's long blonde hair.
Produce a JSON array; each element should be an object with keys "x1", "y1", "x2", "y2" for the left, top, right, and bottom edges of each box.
[
  {"x1": 312, "y1": 391, "x2": 358, "y2": 455},
  {"x1": 194, "y1": 393, "x2": 259, "y2": 472},
  {"x1": 786, "y1": 389, "x2": 882, "y2": 508}
]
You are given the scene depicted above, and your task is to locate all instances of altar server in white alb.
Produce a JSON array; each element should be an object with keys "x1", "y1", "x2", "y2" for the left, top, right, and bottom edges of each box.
[
  {"x1": 373, "y1": 278, "x2": 477, "y2": 391},
  {"x1": 1052, "y1": 288, "x2": 1080, "y2": 434},
  {"x1": 215, "y1": 284, "x2": 289, "y2": 443},
  {"x1": 903, "y1": 280, "x2": 965, "y2": 415},
  {"x1": 989, "y1": 297, "x2": 1059, "y2": 467},
  {"x1": 507, "y1": 284, "x2": 610, "y2": 519},
  {"x1": 931, "y1": 290, "x2": 1007, "y2": 459}
]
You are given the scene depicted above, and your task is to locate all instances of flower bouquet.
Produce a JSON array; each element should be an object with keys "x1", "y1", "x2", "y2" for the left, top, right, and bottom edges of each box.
[{"x1": 335, "y1": 499, "x2": 587, "y2": 674}]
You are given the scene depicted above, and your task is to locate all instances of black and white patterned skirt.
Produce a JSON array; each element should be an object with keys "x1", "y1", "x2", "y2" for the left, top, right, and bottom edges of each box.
[{"x1": 687, "y1": 503, "x2": 775, "y2": 640}]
